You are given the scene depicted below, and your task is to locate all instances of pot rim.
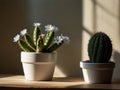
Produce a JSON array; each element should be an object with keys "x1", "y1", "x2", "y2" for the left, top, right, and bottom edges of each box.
[
  {"x1": 21, "y1": 51, "x2": 57, "y2": 63},
  {"x1": 80, "y1": 60, "x2": 115, "y2": 69},
  {"x1": 21, "y1": 51, "x2": 57, "y2": 54}
]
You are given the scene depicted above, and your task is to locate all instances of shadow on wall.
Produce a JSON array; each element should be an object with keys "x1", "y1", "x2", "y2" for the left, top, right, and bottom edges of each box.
[
  {"x1": 113, "y1": 51, "x2": 120, "y2": 79},
  {"x1": 0, "y1": 0, "x2": 30, "y2": 74}
]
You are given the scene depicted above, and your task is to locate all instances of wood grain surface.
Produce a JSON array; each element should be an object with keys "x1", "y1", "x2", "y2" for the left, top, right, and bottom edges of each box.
[{"x1": 0, "y1": 74, "x2": 120, "y2": 89}]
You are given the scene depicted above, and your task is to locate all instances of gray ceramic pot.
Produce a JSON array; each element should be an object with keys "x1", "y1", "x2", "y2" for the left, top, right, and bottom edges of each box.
[{"x1": 80, "y1": 61, "x2": 115, "y2": 84}]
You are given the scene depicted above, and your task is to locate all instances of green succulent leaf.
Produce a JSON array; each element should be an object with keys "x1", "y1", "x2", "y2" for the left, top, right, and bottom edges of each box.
[
  {"x1": 43, "y1": 31, "x2": 55, "y2": 50},
  {"x1": 14, "y1": 23, "x2": 69, "y2": 53},
  {"x1": 47, "y1": 41, "x2": 64, "y2": 52},
  {"x1": 24, "y1": 34, "x2": 36, "y2": 51},
  {"x1": 18, "y1": 39, "x2": 35, "y2": 52},
  {"x1": 36, "y1": 35, "x2": 44, "y2": 52},
  {"x1": 33, "y1": 26, "x2": 41, "y2": 45}
]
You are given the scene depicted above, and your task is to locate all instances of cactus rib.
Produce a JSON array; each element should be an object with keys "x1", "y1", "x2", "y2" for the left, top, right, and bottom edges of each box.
[{"x1": 36, "y1": 35, "x2": 44, "y2": 52}]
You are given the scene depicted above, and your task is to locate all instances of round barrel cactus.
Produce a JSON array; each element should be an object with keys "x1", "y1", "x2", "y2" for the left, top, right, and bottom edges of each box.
[{"x1": 88, "y1": 32, "x2": 112, "y2": 63}]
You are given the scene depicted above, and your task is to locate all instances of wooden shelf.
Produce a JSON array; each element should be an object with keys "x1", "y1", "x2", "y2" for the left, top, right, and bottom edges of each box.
[{"x1": 0, "y1": 74, "x2": 120, "y2": 89}]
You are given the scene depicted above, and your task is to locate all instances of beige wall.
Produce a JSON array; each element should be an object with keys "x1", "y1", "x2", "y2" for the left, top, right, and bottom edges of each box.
[
  {"x1": 28, "y1": 0, "x2": 83, "y2": 77},
  {"x1": 0, "y1": 0, "x2": 83, "y2": 77},
  {"x1": 0, "y1": 0, "x2": 120, "y2": 78},
  {"x1": 82, "y1": 0, "x2": 120, "y2": 79},
  {"x1": 0, "y1": 0, "x2": 30, "y2": 74}
]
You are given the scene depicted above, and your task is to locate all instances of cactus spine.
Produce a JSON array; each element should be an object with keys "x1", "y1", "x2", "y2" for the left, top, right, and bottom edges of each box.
[{"x1": 88, "y1": 32, "x2": 112, "y2": 63}]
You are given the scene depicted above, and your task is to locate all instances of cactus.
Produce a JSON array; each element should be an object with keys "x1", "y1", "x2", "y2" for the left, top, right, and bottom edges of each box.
[
  {"x1": 88, "y1": 32, "x2": 112, "y2": 63},
  {"x1": 13, "y1": 23, "x2": 70, "y2": 52}
]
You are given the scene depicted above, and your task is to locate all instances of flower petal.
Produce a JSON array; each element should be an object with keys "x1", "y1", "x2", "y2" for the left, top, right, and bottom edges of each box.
[
  {"x1": 20, "y1": 29, "x2": 27, "y2": 36},
  {"x1": 54, "y1": 36, "x2": 63, "y2": 45},
  {"x1": 33, "y1": 23, "x2": 41, "y2": 27},
  {"x1": 45, "y1": 24, "x2": 58, "y2": 32},
  {"x1": 13, "y1": 34, "x2": 20, "y2": 42},
  {"x1": 61, "y1": 35, "x2": 70, "y2": 43},
  {"x1": 54, "y1": 35, "x2": 70, "y2": 45}
]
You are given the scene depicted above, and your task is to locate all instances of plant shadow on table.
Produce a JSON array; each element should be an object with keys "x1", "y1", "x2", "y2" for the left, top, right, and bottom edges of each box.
[
  {"x1": 0, "y1": 74, "x2": 23, "y2": 78},
  {"x1": 67, "y1": 85, "x2": 115, "y2": 90},
  {"x1": 52, "y1": 77, "x2": 84, "y2": 82}
]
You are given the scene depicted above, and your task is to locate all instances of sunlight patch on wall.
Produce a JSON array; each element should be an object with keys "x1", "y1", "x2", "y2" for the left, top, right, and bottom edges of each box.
[
  {"x1": 82, "y1": 0, "x2": 120, "y2": 79},
  {"x1": 54, "y1": 66, "x2": 67, "y2": 77}
]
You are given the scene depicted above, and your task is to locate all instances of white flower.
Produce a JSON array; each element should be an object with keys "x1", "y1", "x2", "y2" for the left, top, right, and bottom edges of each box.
[
  {"x1": 13, "y1": 34, "x2": 20, "y2": 42},
  {"x1": 54, "y1": 35, "x2": 70, "y2": 45},
  {"x1": 54, "y1": 36, "x2": 63, "y2": 45},
  {"x1": 45, "y1": 24, "x2": 58, "y2": 32},
  {"x1": 20, "y1": 29, "x2": 27, "y2": 36},
  {"x1": 61, "y1": 35, "x2": 70, "y2": 43},
  {"x1": 33, "y1": 23, "x2": 41, "y2": 27}
]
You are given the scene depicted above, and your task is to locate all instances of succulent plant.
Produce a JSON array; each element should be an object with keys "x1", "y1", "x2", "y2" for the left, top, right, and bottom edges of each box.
[
  {"x1": 88, "y1": 32, "x2": 112, "y2": 63},
  {"x1": 13, "y1": 23, "x2": 70, "y2": 53}
]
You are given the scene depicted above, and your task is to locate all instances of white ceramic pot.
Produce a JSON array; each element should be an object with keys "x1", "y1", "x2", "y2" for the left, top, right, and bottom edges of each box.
[
  {"x1": 80, "y1": 61, "x2": 115, "y2": 84},
  {"x1": 21, "y1": 51, "x2": 57, "y2": 81}
]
